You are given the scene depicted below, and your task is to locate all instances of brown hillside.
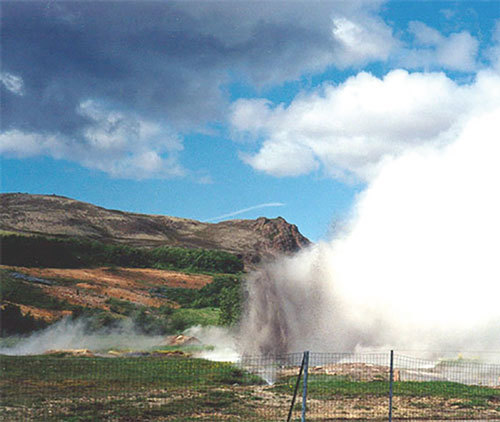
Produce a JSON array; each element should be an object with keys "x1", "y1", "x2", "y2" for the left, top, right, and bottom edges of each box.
[
  {"x1": 1, "y1": 265, "x2": 212, "y2": 322},
  {"x1": 0, "y1": 193, "x2": 310, "y2": 267}
]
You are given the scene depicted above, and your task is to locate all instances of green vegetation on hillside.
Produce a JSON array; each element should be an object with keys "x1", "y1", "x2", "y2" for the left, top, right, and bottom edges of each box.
[
  {"x1": 150, "y1": 274, "x2": 242, "y2": 326},
  {"x1": 68, "y1": 304, "x2": 221, "y2": 335},
  {"x1": 0, "y1": 270, "x2": 67, "y2": 311},
  {"x1": 0, "y1": 269, "x2": 243, "y2": 337},
  {"x1": 0, "y1": 233, "x2": 244, "y2": 274},
  {"x1": 0, "y1": 234, "x2": 245, "y2": 337},
  {"x1": 150, "y1": 275, "x2": 239, "y2": 307},
  {"x1": 0, "y1": 269, "x2": 66, "y2": 335}
]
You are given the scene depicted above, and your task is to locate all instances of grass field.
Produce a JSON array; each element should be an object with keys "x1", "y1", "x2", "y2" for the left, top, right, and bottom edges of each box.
[
  {"x1": 0, "y1": 355, "x2": 270, "y2": 421},
  {"x1": 1, "y1": 354, "x2": 500, "y2": 421}
]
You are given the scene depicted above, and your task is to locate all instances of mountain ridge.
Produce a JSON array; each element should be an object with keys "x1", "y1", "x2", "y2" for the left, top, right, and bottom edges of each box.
[{"x1": 0, "y1": 193, "x2": 311, "y2": 267}]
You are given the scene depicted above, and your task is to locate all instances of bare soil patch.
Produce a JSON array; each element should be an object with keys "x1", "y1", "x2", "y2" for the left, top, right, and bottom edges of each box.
[
  {"x1": 280, "y1": 363, "x2": 395, "y2": 381},
  {"x1": 8, "y1": 266, "x2": 212, "y2": 289}
]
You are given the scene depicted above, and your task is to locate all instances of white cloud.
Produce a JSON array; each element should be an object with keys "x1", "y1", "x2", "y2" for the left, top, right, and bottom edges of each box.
[
  {"x1": 0, "y1": 72, "x2": 25, "y2": 95},
  {"x1": 0, "y1": 130, "x2": 48, "y2": 157},
  {"x1": 409, "y1": 21, "x2": 443, "y2": 46},
  {"x1": 0, "y1": 101, "x2": 186, "y2": 180},
  {"x1": 75, "y1": 101, "x2": 185, "y2": 179},
  {"x1": 328, "y1": 16, "x2": 481, "y2": 73},
  {"x1": 331, "y1": 16, "x2": 396, "y2": 67},
  {"x1": 401, "y1": 21, "x2": 479, "y2": 72},
  {"x1": 241, "y1": 140, "x2": 319, "y2": 177},
  {"x1": 231, "y1": 69, "x2": 500, "y2": 181},
  {"x1": 96, "y1": 150, "x2": 184, "y2": 180},
  {"x1": 2, "y1": 2, "x2": 497, "y2": 183},
  {"x1": 229, "y1": 99, "x2": 273, "y2": 140}
]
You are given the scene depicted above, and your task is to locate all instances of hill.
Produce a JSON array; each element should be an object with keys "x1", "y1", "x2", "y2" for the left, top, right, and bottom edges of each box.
[
  {"x1": 0, "y1": 193, "x2": 310, "y2": 267},
  {"x1": 0, "y1": 266, "x2": 216, "y2": 323},
  {"x1": 0, "y1": 193, "x2": 310, "y2": 339},
  {"x1": 0, "y1": 193, "x2": 311, "y2": 340}
]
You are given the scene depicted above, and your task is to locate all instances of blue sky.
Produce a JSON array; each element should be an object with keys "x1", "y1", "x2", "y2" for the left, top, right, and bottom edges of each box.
[{"x1": 1, "y1": 1, "x2": 500, "y2": 241}]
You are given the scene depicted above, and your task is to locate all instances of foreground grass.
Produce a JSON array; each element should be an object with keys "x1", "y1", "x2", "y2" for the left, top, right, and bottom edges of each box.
[
  {"x1": 0, "y1": 355, "x2": 263, "y2": 404},
  {"x1": 0, "y1": 355, "x2": 269, "y2": 421},
  {"x1": 273, "y1": 374, "x2": 500, "y2": 420},
  {"x1": 2, "y1": 355, "x2": 499, "y2": 421},
  {"x1": 274, "y1": 374, "x2": 500, "y2": 400}
]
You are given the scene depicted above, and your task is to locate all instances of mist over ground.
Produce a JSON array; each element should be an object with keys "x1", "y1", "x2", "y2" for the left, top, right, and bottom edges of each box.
[
  {"x1": 240, "y1": 107, "x2": 500, "y2": 357},
  {"x1": 0, "y1": 318, "x2": 165, "y2": 356}
]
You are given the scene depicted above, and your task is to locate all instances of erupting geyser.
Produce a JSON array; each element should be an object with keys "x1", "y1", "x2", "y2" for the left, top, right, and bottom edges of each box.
[{"x1": 240, "y1": 107, "x2": 500, "y2": 356}]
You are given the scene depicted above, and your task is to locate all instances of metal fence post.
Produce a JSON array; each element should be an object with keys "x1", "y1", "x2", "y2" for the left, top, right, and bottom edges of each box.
[
  {"x1": 389, "y1": 350, "x2": 394, "y2": 422},
  {"x1": 287, "y1": 353, "x2": 305, "y2": 422},
  {"x1": 301, "y1": 351, "x2": 310, "y2": 422}
]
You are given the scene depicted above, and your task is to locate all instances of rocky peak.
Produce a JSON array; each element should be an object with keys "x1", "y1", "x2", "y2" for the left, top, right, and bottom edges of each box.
[{"x1": 253, "y1": 216, "x2": 310, "y2": 253}]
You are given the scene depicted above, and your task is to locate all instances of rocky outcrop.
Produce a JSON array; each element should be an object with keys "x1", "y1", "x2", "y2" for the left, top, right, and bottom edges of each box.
[{"x1": 0, "y1": 193, "x2": 310, "y2": 267}]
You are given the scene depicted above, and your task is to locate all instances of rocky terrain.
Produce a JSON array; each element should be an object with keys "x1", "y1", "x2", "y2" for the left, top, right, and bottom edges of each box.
[{"x1": 0, "y1": 193, "x2": 310, "y2": 267}]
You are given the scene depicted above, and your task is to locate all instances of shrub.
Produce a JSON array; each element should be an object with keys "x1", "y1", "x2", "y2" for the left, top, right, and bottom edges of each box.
[
  {"x1": 169, "y1": 312, "x2": 190, "y2": 333},
  {"x1": 70, "y1": 308, "x2": 122, "y2": 331},
  {"x1": 105, "y1": 298, "x2": 138, "y2": 316},
  {"x1": 150, "y1": 274, "x2": 242, "y2": 311},
  {"x1": 218, "y1": 285, "x2": 242, "y2": 326},
  {"x1": 0, "y1": 304, "x2": 47, "y2": 336},
  {"x1": 0, "y1": 234, "x2": 243, "y2": 274},
  {"x1": 0, "y1": 271, "x2": 67, "y2": 310},
  {"x1": 195, "y1": 275, "x2": 240, "y2": 308}
]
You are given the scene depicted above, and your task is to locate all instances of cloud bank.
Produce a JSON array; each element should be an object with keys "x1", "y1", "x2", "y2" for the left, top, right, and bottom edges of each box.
[
  {"x1": 402, "y1": 21, "x2": 479, "y2": 72},
  {"x1": 4, "y1": 1, "x2": 490, "y2": 180},
  {"x1": 231, "y1": 68, "x2": 500, "y2": 181},
  {"x1": 0, "y1": 101, "x2": 184, "y2": 179},
  {"x1": 1, "y1": 1, "x2": 393, "y2": 178}
]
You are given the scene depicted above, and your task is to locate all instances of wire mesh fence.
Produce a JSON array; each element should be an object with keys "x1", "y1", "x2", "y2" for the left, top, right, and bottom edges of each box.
[
  {"x1": 283, "y1": 352, "x2": 500, "y2": 421},
  {"x1": 1, "y1": 351, "x2": 500, "y2": 421}
]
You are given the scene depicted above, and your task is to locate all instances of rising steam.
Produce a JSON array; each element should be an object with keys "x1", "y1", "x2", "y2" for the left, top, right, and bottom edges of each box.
[
  {"x1": 240, "y1": 107, "x2": 500, "y2": 356},
  {"x1": 0, "y1": 318, "x2": 166, "y2": 356},
  {"x1": 0, "y1": 318, "x2": 240, "y2": 361}
]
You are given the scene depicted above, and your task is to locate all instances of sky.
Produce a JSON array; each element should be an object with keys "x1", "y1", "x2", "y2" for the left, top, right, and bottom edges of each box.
[{"x1": 1, "y1": 0, "x2": 500, "y2": 241}]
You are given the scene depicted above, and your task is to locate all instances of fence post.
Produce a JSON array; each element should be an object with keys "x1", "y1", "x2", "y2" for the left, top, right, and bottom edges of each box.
[
  {"x1": 287, "y1": 353, "x2": 305, "y2": 422},
  {"x1": 389, "y1": 350, "x2": 394, "y2": 422},
  {"x1": 301, "y1": 351, "x2": 310, "y2": 422}
]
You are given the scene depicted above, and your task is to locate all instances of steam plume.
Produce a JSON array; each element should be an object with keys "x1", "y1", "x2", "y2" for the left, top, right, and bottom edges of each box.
[{"x1": 240, "y1": 107, "x2": 500, "y2": 356}]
